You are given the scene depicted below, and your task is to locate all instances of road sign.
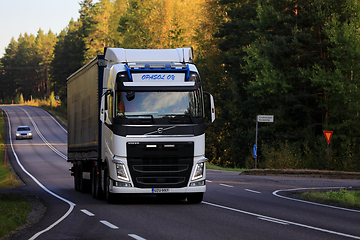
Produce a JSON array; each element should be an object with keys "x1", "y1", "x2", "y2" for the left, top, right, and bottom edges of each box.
[
  {"x1": 253, "y1": 145, "x2": 257, "y2": 158},
  {"x1": 257, "y1": 115, "x2": 274, "y2": 122},
  {"x1": 323, "y1": 131, "x2": 333, "y2": 145}
]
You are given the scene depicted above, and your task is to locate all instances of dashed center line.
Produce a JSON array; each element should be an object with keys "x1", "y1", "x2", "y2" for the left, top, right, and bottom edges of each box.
[
  {"x1": 220, "y1": 183, "x2": 234, "y2": 188},
  {"x1": 245, "y1": 189, "x2": 261, "y2": 194},
  {"x1": 81, "y1": 209, "x2": 95, "y2": 217},
  {"x1": 129, "y1": 234, "x2": 147, "y2": 240},
  {"x1": 100, "y1": 220, "x2": 119, "y2": 229}
]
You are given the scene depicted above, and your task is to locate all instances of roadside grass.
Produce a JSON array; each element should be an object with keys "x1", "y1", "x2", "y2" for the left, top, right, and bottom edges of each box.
[
  {"x1": 301, "y1": 189, "x2": 360, "y2": 210},
  {"x1": 0, "y1": 193, "x2": 31, "y2": 237},
  {"x1": 207, "y1": 163, "x2": 248, "y2": 172},
  {"x1": 0, "y1": 110, "x2": 19, "y2": 189},
  {"x1": 0, "y1": 109, "x2": 31, "y2": 238}
]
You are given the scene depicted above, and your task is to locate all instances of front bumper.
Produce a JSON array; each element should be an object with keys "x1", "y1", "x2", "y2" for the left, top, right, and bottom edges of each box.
[
  {"x1": 16, "y1": 134, "x2": 33, "y2": 139},
  {"x1": 109, "y1": 184, "x2": 206, "y2": 194}
]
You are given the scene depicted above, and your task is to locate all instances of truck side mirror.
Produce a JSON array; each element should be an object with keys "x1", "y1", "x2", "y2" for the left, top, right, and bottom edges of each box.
[
  {"x1": 100, "y1": 90, "x2": 113, "y2": 123},
  {"x1": 204, "y1": 91, "x2": 215, "y2": 128}
]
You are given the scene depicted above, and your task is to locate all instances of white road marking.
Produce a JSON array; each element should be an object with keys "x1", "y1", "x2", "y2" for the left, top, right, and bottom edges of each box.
[
  {"x1": 220, "y1": 183, "x2": 233, "y2": 188},
  {"x1": 81, "y1": 209, "x2": 95, "y2": 217},
  {"x1": 3, "y1": 109, "x2": 76, "y2": 240},
  {"x1": 245, "y1": 189, "x2": 261, "y2": 194},
  {"x1": 100, "y1": 220, "x2": 119, "y2": 229},
  {"x1": 273, "y1": 187, "x2": 360, "y2": 213},
  {"x1": 203, "y1": 201, "x2": 360, "y2": 239},
  {"x1": 43, "y1": 109, "x2": 67, "y2": 133},
  {"x1": 21, "y1": 108, "x2": 67, "y2": 160},
  {"x1": 128, "y1": 234, "x2": 147, "y2": 240},
  {"x1": 258, "y1": 217, "x2": 289, "y2": 225},
  {"x1": 206, "y1": 180, "x2": 212, "y2": 183}
]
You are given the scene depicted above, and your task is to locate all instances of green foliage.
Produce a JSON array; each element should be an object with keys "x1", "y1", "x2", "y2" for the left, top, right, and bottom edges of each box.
[
  {"x1": 2, "y1": 0, "x2": 360, "y2": 171},
  {"x1": 216, "y1": 0, "x2": 360, "y2": 170},
  {"x1": 0, "y1": 194, "x2": 31, "y2": 238},
  {"x1": 0, "y1": 29, "x2": 55, "y2": 102},
  {"x1": 301, "y1": 189, "x2": 360, "y2": 210},
  {"x1": 256, "y1": 139, "x2": 326, "y2": 170}
]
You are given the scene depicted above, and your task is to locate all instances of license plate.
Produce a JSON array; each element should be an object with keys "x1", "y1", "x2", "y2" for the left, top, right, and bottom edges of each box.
[{"x1": 152, "y1": 188, "x2": 170, "y2": 193}]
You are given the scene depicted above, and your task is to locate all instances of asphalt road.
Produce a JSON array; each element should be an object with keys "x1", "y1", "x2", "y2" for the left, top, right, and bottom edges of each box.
[{"x1": 2, "y1": 105, "x2": 360, "y2": 240}]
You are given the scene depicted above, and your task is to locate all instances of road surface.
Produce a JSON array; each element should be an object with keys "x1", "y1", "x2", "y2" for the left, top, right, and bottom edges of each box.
[{"x1": 2, "y1": 105, "x2": 360, "y2": 240}]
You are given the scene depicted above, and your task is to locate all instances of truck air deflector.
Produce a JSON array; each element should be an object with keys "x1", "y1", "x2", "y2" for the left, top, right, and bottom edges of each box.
[{"x1": 124, "y1": 64, "x2": 194, "y2": 82}]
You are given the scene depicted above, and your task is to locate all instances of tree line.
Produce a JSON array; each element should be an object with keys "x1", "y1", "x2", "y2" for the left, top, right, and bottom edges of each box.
[{"x1": 1, "y1": 0, "x2": 360, "y2": 171}]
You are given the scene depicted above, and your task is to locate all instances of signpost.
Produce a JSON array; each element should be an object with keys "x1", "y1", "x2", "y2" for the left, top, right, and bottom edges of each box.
[
  {"x1": 257, "y1": 115, "x2": 274, "y2": 123},
  {"x1": 323, "y1": 131, "x2": 333, "y2": 170},
  {"x1": 255, "y1": 115, "x2": 274, "y2": 169}
]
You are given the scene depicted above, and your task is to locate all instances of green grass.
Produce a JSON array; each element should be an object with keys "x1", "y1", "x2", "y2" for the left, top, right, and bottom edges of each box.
[
  {"x1": 301, "y1": 189, "x2": 360, "y2": 210},
  {"x1": 0, "y1": 193, "x2": 31, "y2": 237},
  {"x1": 0, "y1": 109, "x2": 31, "y2": 238},
  {"x1": 0, "y1": 110, "x2": 19, "y2": 189},
  {"x1": 206, "y1": 163, "x2": 248, "y2": 172}
]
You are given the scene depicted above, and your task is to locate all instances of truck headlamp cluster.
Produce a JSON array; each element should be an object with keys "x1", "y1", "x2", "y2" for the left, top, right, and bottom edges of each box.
[
  {"x1": 191, "y1": 162, "x2": 205, "y2": 181},
  {"x1": 116, "y1": 163, "x2": 130, "y2": 181}
]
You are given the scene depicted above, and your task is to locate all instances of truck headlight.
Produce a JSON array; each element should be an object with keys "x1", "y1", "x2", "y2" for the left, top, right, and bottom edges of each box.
[
  {"x1": 191, "y1": 162, "x2": 205, "y2": 181},
  {"x1": 116, "y1": 163, "x2": 129, "y2": 181}
]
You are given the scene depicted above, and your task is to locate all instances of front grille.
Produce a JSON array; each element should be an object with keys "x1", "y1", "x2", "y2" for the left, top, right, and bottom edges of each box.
[
  {"x1": 137, "y1": 177, "x2": 186, "y2": 185},
  {"x1": 127, "y1": 142, "x2": 194, "y2": 188},
  {"x1": 133, "y1": 165, "x2": 189, "y2": 173}
]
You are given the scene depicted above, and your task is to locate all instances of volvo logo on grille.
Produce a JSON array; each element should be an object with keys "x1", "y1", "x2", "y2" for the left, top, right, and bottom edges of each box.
[
  {"x1": 145, "y1": 126, "x2": 176, "y2": 135},
  {"x1": 157, "y1": 128, "x2": 164, "y2": 134}
]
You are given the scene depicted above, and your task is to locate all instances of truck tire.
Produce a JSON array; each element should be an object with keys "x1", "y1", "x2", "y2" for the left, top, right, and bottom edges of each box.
[
  {"x1": 91, "y1": 165, "x2": 103, "y2": 199},
  {"x1": 74, "y1": 164, "x2": 80, "y2": 191},
  {"x1": 104, "y1": 168, "x2": 116, "y2": 204},
  {"x1": 79, "y1": 163, "x2": 90, "y2": 193},
  {"x1": 187, "y1": 193, "x2": 204, "y2": 204}
]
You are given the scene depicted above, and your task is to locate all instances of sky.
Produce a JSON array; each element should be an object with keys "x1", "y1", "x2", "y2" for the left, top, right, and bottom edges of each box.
[{"x1": 0, "y1": 0, "x2": 99, "y2": 58}]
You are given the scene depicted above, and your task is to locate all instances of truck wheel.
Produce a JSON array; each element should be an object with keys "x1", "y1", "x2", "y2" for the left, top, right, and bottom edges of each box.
[
  {"x1": 91, "y1": 165, "x2": 103, "y2": 199},
  {"x1": 187, "y1": 193, "x2": 204, "y2": 204},
  {"x1": 78, "y1": 163, "x2": 91, "y2": 193},
  {"x1": 78, "y1": 164, "x2": 86, "y2": 193},
  {"x1": 104, "y1": 168, "x2": 116, "y2": 204},
  {"x1": 74, "y1": 164, "x2": 80, "y2": 191}
]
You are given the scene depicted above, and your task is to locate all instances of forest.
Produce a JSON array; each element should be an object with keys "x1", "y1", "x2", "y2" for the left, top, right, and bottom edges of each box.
[{"x1": 1, "y1": 0, "x2": 360, "y2": 171}]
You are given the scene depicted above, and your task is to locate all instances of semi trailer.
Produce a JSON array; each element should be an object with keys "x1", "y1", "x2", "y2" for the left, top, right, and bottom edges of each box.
[{"x1": 67, "y1": 47, "x2": 215, "y2": 203}]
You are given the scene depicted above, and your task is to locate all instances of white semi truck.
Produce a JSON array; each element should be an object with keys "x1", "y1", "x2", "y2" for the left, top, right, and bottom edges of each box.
[{"x1": 67, "y1": 47, "x2": 215, "y2": 203}]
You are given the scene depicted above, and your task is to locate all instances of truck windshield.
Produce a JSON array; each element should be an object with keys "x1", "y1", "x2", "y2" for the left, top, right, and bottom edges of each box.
[{"x1": 115, "y1": 90, "x2": 203, "y2": 119}]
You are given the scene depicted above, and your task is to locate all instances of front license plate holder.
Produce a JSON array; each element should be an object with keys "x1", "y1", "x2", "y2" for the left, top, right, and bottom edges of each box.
[{"x1": 152, "y1": 188, "x2": 170, "y2": 193}]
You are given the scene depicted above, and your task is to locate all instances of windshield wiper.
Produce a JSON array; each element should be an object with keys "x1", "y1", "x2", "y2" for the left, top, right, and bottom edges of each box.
[{"x1": 159, "y1": 114, "x2": 193, "y2": 123}]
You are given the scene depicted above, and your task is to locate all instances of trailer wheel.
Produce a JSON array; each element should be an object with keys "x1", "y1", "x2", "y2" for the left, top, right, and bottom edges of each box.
[
  {"x1": 74, "y1": 164, "x2": 80, "y2": 191},
  {"x1": 104, "y1": 168, "x2": 116, "y2": 204},
  {"x1": 187, "y1": 193, "x2": 204, "y2": 204},
  {"x1": 78, "y1": 164, "x2": 86, "y2": 192},
  {"x1": 78, "y1": 163, "x2": 91, "y2": 193}
]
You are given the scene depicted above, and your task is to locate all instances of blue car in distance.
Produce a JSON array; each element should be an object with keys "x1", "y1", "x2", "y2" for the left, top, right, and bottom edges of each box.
[{"x1": 15, "y1": 126, "x2": 33, "y2": 140}]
